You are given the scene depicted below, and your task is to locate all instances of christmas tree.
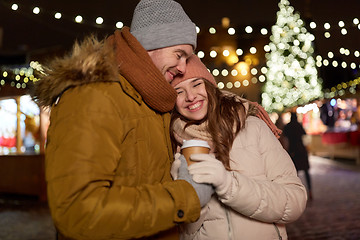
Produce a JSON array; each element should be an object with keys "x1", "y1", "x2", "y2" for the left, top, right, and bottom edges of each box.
[{"x1": 261, "y1": 0, "x2": 322, "y2": 112}]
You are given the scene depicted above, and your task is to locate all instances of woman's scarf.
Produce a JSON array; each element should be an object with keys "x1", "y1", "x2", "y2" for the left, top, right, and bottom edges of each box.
[{"x1": 106, "y1": 27, "x2": 177, "y2": 113}]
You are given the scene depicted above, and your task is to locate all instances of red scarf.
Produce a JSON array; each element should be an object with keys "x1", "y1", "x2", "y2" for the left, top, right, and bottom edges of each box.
[{"x1": 106, "y1": 27, "x2": 177, "y2": 113}]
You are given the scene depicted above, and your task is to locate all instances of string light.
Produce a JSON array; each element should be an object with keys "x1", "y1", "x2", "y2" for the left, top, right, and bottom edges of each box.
[
  {"x1": 75, "y1": 15, "x2": 83, "y2": 23},
  {"x1": 338, "y1": 21, "x2": 345, "y2": 28},
  {"x1": 0, "y1": 1, "x2": 358, "y2": 96},
  {"x1": 54, "y1": 12, "x2": 62, "y2": 19},
  {"x1": 0, "y1": 64, "x2": 40, "y2": 92},
  {"x1": 212, "y1": 69, "x2": 220, "y2": 76},
  {"x1": 223, "y1": 49, "x2": 230, "y2": 57},
  {"x1": 228, "y1": 27, "x2": 236, "y2": 35},
  {"x1": 260, "y1": 28, "x2": 268, "y2": 35},
  {"x1": 95, "y1": 17, "x2": 104, "y2": 25},
  {"x1": 32, "y1": 7, "x2": 40, "y2": 14},
  {"x1": 197, "y1": 51, "x2": 205, "y2": 58},
  {"x1": 324, "y1": 23, "x2": 331, "y2": 30},
  {"x1": 249, "y1": 47, "x2": 257, "y2": 54},
  {"x1": 2, "y1": 1, "x2": 358, "y2": 37},
  {"x1": 236, "y1": 49, "x2": 243, "y2": 56},
  {"x1": 196, "y1": 26, "x2": 200, "y2": 34},
  {"x1": 245, "y1": 26, "x2": 253, "y2": 33},
  {"x1": 11, "y1": 4, "x2": 18, "y2": 10},
  {"x1": 209, "y1": 27, "x2": 216, "y2": 34},
  {"x1": 115, "y1": 21, "x2": 124, "y2": 29}
]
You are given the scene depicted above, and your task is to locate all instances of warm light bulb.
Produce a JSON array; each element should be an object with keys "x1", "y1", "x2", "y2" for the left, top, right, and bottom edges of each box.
[
  {"x1": 212, "y1": 69, "x2": 219, "y2": 76},
  {"x1": 223, "y1": 50, "x2": 230, "y2": 57},
  {"x1": 75, "y1": 15, "x2": 83, "y2": 23},
  {"x1": 197, "y1": 51, "x2": 205, "y2": 58},
  {"x1": 196, "y1": 26, "x2": 200, "y2": 34},
  {"x1": 209, "y1": 27, "x2": 216, "y2": 34},
  {"x1": 260, "y1": 28, "x2": 268, "y2": 35},
  {"x1": 11, "y1": 4, "x2": 18, "y2": 10},
  {"x1": 236, "y1": 49, "x2": 243, "y2": 56},
  {"x1": 249, "y1": 47, "x2": 257, "y2": 54},
  {"x1": 116, "y1": 21, "x2": 123, "y2": 28},
  {"x1": 226, "y1": 82, "x2": 233, "y2": 89},
  {"x1": 54, "y1": 12, "x2": 62, "y2": 19},
  {"x1": 96, "y1": 17, "x2": 104, "y2": 25},
  {"x1": 33, "y1": 7, "x2": 40, "y2": 14},
  {"x1": 338, "y1": 21, "x2": 345, "y2": 27},
  {"x1": 210, "y1": 50, "x2": 217, "y2": 58},
  {"x1": 245, "y1": 26, "x2": 253, "y2": 33},
  {"x1": 228, "y1": 28, "x2": 235, "y2": 35}
]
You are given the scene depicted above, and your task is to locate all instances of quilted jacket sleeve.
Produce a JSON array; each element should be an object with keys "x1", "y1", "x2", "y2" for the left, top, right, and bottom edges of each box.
[{"x1": 217, "y1": 117, "x2": 307, "y2": 224}]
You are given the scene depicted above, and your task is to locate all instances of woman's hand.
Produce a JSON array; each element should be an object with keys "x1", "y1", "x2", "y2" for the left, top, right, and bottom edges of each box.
[{"x1": 189, "y1": 154, "x2": 232, "y2": 195}]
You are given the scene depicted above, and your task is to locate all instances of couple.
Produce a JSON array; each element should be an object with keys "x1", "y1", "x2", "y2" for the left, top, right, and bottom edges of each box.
[{"x1": 33, "y1": 0, "x2": 307, "y2": 239}]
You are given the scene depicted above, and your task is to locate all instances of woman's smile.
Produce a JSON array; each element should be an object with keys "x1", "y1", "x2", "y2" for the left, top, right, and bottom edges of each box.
[{"x1": 188, "y1": 101, "x2": 203, "y2": 111}]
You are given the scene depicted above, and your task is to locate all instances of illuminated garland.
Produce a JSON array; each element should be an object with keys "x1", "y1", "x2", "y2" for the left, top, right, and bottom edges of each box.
[
  {"x1": 1, "y1": 0, "x2": 359, "y2": 100},
  {"x1": 0, "y1": 62, "x2": 40, "y2": 92},
  {"x1": 2, "y1": 0, "x2": 359, "y2": 37},
  {"x1": 0, "y1": 57, "x2": 358, "y2": 96},
  {"x1": 323, "y1": 77, "x2": 360, "y2": 98}
]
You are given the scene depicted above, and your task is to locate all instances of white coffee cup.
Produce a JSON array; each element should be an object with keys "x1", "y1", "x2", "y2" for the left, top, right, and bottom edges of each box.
[{"x1": 181, "y1": 140, "x2": 211, "y2": 166}]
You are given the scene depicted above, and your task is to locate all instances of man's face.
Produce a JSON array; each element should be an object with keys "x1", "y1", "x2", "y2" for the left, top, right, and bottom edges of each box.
[{"x1": 148, "y1": 44, "x2": 194, "y2": 84}]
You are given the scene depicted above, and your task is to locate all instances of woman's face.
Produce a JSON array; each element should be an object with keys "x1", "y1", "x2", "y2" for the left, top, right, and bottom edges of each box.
[{"x1": 174, "y1": 78, "x2": 208, "y2": 121}]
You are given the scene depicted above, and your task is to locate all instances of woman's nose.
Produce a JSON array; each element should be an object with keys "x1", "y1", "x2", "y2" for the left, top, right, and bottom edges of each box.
[{"x1": 185, "y1": 90, "x2": 196, "y2": 102}]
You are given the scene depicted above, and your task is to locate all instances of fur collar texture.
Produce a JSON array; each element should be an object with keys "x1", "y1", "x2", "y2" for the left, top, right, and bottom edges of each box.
[
  {"x1": 33, "y1": 27, "x2": 177, "y2": 113},
  {"x1": 33, "y1": 34, "x2": 118, "y2": 107}
]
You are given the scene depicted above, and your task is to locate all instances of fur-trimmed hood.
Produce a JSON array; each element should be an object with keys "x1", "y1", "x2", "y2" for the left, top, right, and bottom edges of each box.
[
  {"x1": 33, "y1": 36, "x2": 119, "y2": 107},
  {"x1": 33, "y1": 28, "x2": 177, "y2": 113}
]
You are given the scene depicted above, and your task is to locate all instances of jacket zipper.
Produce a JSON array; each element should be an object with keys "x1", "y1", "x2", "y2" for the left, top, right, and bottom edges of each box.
[
  {"x1": 273, "y1": 223, "x2": 282, "y2": 240},
  {"x1": 225, "y1": 207, "x2": 233, "y2": 240}
]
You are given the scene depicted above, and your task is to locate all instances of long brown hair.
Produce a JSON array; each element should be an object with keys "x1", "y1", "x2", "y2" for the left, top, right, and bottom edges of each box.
[{"x1": 170, "y1": 79, "x2": 257, "y2": 169}]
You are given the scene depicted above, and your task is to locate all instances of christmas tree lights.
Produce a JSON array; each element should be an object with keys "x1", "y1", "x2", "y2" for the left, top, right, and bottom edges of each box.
[{"x1": 262, "y1": 0, "x2": 323, "y2": 112}]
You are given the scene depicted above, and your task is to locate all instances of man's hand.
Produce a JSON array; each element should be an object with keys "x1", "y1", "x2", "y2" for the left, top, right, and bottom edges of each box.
[
  {"x1": 177, "y1": 155, "x2": 214, "y2": 207},
  {"x1": 170, "y1": 153, "x2": 182, "y2": 180}
]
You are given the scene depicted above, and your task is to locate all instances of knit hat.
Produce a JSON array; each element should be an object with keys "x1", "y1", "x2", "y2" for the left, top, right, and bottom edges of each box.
[
  {"x1": 130, "y1": 0, "x2": 197, "y2": 51},
  {"x1": 171, "y1": 54, "x2": 217, "y2": 87}
]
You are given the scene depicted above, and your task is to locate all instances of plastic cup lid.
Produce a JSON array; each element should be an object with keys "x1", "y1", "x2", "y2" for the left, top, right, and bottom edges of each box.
[{"x1": 181, "y1": 139, "x2": 210, "y2": 149}]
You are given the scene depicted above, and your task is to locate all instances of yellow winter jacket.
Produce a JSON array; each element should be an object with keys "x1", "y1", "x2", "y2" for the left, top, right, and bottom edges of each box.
[{"x1": 34, "y1": 29, "x2": 200, "y2": 239}]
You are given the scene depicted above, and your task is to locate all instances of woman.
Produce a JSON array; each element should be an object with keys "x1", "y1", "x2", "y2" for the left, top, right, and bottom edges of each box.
[{"x1": 170, "y1": 55, "x2": 307, "y2": 240}]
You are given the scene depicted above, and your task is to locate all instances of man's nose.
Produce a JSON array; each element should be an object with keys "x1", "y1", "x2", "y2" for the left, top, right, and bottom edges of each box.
[{"x1": 177, "y1": 60, "x2": 186, "y2": 75}]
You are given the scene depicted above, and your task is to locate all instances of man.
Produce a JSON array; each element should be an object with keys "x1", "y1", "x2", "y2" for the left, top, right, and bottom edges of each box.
[{"x1": 33, "y1": 0, "x2": 213, "y2": 239}]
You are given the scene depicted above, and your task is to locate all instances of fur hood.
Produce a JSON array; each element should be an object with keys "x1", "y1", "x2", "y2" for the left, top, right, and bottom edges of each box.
[{"x1": 33, "y1": 36, "x2": 119, "y2": 107}]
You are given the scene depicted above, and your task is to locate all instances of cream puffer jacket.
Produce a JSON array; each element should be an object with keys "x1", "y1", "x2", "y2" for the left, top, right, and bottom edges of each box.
[{"x1": 180, "y1": 116, "x2": 307, "y2": 240}]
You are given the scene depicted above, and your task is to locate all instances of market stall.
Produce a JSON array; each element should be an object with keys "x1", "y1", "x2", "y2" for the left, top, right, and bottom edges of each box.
[
  {"x1": 0, "y1": 94, "x2": 49, "y2": 200},
  {"x1": 299, "y1": 98, "x2": 360, "y2": 165}
]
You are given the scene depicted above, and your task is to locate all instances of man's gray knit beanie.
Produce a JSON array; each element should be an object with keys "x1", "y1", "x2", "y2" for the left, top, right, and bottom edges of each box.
[{"x1": 130, "y1": 0, "x2": 197, "y2": 51}]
